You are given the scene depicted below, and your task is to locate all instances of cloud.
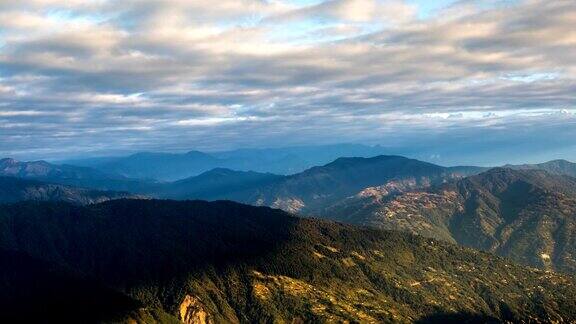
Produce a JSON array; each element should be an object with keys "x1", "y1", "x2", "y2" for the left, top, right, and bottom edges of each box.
[
  {"x1": 275, "y1": 0, "x2": 417, "y2": 24},
  {"x1": 0, "y1": 0, "x2": 575, "y2": 162}
]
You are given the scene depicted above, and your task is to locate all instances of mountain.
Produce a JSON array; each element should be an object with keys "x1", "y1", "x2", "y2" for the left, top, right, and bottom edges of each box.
[
  {"x1": 1, "y1": 199, "x2": 576, "y2": 323},
  {"x1": 210, "y1": 143, "x2": 393, "y2": 175},
  {"x1": 61, "y1": 144, "x2": 394, "y2": 181},
  {"x1": 0, "y1": 158, "x2": 154, "y2": 192},
  {"x1": 0, "y1": 177, "x2": 140, "y2": 204},
  {"x1": 98, "y1": 151, "x2": 220, "y2": 181},
  {"x1": 243, "y1": 155, "x2": 480, "y2": 214},
  {"x1": 446, "y1": 165, "x2": 490, "y2": 176},
  {"x1": 0, "y1": 157, "x2": 112, "y2": 179},
  {"x1": 159, "y1": 168, "x2": 283, "y2": 200},
  {"x1": 506, "y1": 159, "x2": 576, "y2": 177},
  {"x1": 323, "y1": 168, "x2": 576, "y2": 275}
]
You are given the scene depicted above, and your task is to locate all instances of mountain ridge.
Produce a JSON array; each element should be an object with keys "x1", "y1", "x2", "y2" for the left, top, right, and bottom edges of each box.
[
  {"x1": 322, "y1": 167, "x2": 576, "y2": 275},
  {"x1": 242, "y1": 155, "x2": 481, "y2": 214},
  {"x1": 59, "y1": 144, "x2": 394, "y2": 180},
  {"x1": 0, "y1": 157, "x2": 156, "y2": 192},
  {"x1": 0, "y1": 176, "x2": 141, "y2": 205},
  {"x1": 159, "y1": 168, "x2": 284, "y2": 200},
  {"x1": 506, "y1": 159, "x2": 576, "y2": 178}
]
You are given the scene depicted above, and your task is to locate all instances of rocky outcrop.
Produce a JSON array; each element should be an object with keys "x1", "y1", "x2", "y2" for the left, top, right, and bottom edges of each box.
[{"x1": 179, "y1": 295, "x2": 212, "y2": 324}]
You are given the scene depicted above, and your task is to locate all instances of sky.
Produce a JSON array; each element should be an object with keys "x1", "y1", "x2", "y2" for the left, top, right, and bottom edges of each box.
[{"x1": 0, "y1": 0, "x2": 575, "y2": 165}]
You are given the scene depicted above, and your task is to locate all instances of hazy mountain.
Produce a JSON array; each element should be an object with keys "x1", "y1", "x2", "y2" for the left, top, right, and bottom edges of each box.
[
  {"x1": 98, "y1": 151, "x2": 220, "y2": 181},
  {"x1": 506, "y1": 159, "x2": 576, "y2": 177},
  {"x1": 1, "y1": 199, "x2": 575, "y2": 323},
  {"x1": 159, "y1": 168, "x2": 283, "y2": 200},
  {"x1": 210, "y1": 143, "x2": 392, "y2": 174},
  {"x1": 0, "y1": 177, "x2": 140, "y2": 205},
  {"x1": 0, "y1": 158, "x2": 155, "y2": 192},
  {"x1": 446, "y1": 165, "x2": 490, "y2": 176},
  {"x1": 0, "y1": 157, "x2": 115, "y2": 179},
  {"x1": 60, "y1": 144, "x2": 393, "y2": 181},
  {"x1": 152, "y1": 155, "x2": 484, "y2": 213},
  {"x1": 323, "y1": 168, "x2": 576, "y2": 275},
  {"x1": 243, "y1": 155, "x2": 480, "y2": 214}
]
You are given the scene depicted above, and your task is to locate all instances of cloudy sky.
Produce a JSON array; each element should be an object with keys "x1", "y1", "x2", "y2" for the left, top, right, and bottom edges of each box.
[{"x1": 0, "y1": 0, "x2": 575, "y2": 164}]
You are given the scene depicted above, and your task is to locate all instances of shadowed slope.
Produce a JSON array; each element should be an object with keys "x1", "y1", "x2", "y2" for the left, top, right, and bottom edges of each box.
[
  {"x1": 0, "y1": 248, "x2": 177, "y2": 323},
  {"x1": 160, "y1": 168, "x2": 283, "y2": 200},
  {"x1": 0, "y1": 199, "x2": 576, "y2": 322}
]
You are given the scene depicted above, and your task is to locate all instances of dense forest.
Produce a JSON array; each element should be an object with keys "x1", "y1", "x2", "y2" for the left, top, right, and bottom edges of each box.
[{"x1": 1, "y1": 199, "x2": 575, "y2": 323}]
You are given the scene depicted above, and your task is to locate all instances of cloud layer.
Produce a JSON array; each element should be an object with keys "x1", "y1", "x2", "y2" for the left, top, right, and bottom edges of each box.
[{"x1": 0, "y1": 0, "x2": 575, "y2": 163}]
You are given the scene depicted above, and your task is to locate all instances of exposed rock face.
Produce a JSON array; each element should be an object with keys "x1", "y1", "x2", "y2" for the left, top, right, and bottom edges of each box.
[
  {"x1": 180, "y1": 295, "x2": 212, "y2": 324},
  {"x1": 356, "y1": 178, "x2": 424, "y2": 200},
  {"x1": 270, "y1": 197, "x2": 306, "y2": 213}
]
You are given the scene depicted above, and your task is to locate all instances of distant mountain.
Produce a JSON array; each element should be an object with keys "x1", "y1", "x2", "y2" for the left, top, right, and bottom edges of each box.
[
  {"x1": 159, "y1": 168, "x2": 283, "y2": 200},
  {"x1": 0, "y1": 177, "x2": 140, "y2": 204},
  {"x1": 61, "y1": 144, "x2": 394, "y2": 181},
  {"x1": 0, "y1": 158, "x2": 157, "y2": 192},
  {"x1": 324, "y1": 168, "x2": 576, "y2": 275},
  {"x1": 0, "y1": 157, "x2": 114, "y2": 179},
  {"x1": 243, "y1": 155, "x2": 480, "y2": 213},
  {"x1": 506, "y1": 159, "x2": 576, "y2": 177},
  {"x1": 210, "y1": 143, "x2": 393, "y2": 175},
  {"x1": 446, "y1": 165, "x2": 490, "y2": 176},
  {"x1": 98, "y1": 151, "x2": 220, "y2": 181},
  {"x1": 1, "y1": 199, "x2": 575, "y2": 322}
]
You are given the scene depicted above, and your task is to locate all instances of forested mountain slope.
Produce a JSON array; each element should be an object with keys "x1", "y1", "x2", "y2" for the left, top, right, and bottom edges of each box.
[
  {"x1": 323, "y1": 168, "x2": 576, "y2": 275},
  {"x1": 0, "y1": 199, "x2": 575, "y2": 323}
]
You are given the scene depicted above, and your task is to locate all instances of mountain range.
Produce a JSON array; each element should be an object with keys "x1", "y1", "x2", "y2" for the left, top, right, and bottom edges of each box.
[
  {"x1": 1, "y1": 199, "x2": 575, "y2": 323},
  {"x1": 0, "y1": 157, "x2": 155, "y2": 192},
  {"x1": 2, "y1": 151, "x2": 576, "y2": 322},
  {"x1": 60, "y1": 144, "x2": 393, "y2": 181},
  {"x1": 2, "y1": 154, "x2": 479, "y2": 207},
  {"x1": 158, "y1": 157, "x2": 576, "y2": 219},
  {"x1": 239, "y1": 156, "x2": 483, "y2": 213},
  {"x1": 0, "y1": 176, "x2": 139, "y2": 205},
  {"x1": 4, "y1": 154, "x2": 576, "y2": 214},
  {"x1": 506, "y1": 159, "x2": 576, "y2": 177},
  {"x1": 323, "y1": 168, "x2": 576, "y2": 275},
  {"x1": 58, "y1": 141, "x2": 576, "y2": 183},
  {"x1": 159, "y1": 168, "x2": 283, "y2": 201},
  {"x1": 6, "y1": 153, "x2": 576, "y2": 200}
]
